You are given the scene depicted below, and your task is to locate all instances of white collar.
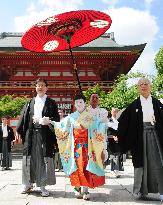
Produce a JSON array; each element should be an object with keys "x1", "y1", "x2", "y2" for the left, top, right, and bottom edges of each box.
[
  {"x1": 2, "y1": 124, "x2": 7, "y2": 129},
  {"x1": 112, "y1": 117, "x2": 117, "y2": 121},
  {"x1": 35, "y1": 94, "x2": 47, "y2": 102},
  {"x1": 140, "y1": 94, "x2": 152, "y2": 102}
]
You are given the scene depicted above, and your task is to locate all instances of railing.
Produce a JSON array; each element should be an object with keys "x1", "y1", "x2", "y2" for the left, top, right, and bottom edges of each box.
[{"x1": 0, "y1": 81, "x2": 113, "y2": 90}]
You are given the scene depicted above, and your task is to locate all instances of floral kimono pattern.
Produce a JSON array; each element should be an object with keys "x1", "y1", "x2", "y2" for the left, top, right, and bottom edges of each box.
[{"x1": 53, "y1": 110, "x2": 107, "y2": 188}]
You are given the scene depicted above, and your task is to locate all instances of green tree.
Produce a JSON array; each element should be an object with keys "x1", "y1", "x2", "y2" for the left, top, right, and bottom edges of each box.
[
  {"x1": 0, "y1": 95, "x2": 27, "y2": 118},
  {"x1": 101, "y1": 73, "x2": 145, "y2": 111},
  {"x1": 155, "y1": 47, "x2": 163, "y2": 75},
  {"x1": 84, "y1": 72, "x2": 157, "y2": 112},
  {"x1": 152, "y1": 74, "x2": 163, "y2": 99}
]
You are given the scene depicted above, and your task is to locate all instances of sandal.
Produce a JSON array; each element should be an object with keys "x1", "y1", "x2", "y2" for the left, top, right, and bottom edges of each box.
[{"x1": 74, "y1": 187, "x2": 82, "y2": 199}]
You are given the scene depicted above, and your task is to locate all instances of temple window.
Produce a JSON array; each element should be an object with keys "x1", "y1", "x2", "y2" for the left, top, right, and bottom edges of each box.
[
  {"x1": 87, "y1": 71, "x2": 96, "y2": 76},
  {"x1": 50, "y1": 71, "x2": 61, "y2": 76},
  {"x1": 52, "y1": 97, "x2": 60, "y2": 102},
  {"x1": 79, "y1": 71, "x2": 86, "y2": 76},
  {"x1": 38, "y1": 72, "x2": 48, "y2": 76},
  {"x1": 14, "y1": 71, "x2": 24, "y2": 76},
  {"x1": 62, "y1": 72, "x2": 73, "y2": 76},
  {"x1": 24, "y1": 72, "x2": 33, "y2": 76}
]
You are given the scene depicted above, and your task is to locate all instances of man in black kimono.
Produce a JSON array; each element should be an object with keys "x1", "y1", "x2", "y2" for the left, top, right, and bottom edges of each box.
[
  {"x1": 16, "y1": 78, "x2": 60, "y2": 197},
  {"x1": 117, "y1": 77, "x2": 163, "y2": 201},
  {"x1": 0, "y1": 117, "x2": 14, "y2": 170}
]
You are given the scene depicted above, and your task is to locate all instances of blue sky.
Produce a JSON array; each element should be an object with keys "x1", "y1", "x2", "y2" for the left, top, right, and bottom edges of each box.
[{"x1": 0, "y1": 0, "x2": 163, "y2": 75}]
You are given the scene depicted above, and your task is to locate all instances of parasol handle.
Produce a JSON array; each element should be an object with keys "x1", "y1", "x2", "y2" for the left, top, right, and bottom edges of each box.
[{"x1": 68, "y1": 42, "x2": 83, "y2": 94}]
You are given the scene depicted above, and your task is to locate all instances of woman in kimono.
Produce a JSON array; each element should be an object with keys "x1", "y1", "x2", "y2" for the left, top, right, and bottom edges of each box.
[{"x1": 52, "y1": 94, "x2": 107, "y2": 200}]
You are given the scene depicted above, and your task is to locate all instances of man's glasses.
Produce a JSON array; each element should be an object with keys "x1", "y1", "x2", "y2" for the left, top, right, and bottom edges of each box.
[{"x1": 138, "y1": 83, "x2": 150, "y2": 87}]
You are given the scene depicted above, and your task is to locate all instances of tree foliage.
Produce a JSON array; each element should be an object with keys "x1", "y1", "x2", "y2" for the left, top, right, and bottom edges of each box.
[
  {"x1": 155, "y1": 46, "x2": 163, "y2": 75},
  {"x1": 152, "y1": 74, "x2": 163, "y2": 98},
  {"x1": 83, "y1": 72, "x2": 158, "y2": 112},
  {"x1": 101, "y1": 72, "x2": 146, "y2": 111},
  {"x1": 0, "y1": 95, "x2": 27, "y2": 118}
]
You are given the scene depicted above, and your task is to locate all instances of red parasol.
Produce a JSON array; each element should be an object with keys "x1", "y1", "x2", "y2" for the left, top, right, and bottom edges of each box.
[{"x1": 21, "y1": 10, "x2": 112, "y2": 93}]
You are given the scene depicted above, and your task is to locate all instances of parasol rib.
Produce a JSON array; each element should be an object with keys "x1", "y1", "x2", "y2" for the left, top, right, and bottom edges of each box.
[{"x1": 68, "y1": 41, "x2": 82, "y2": 94}]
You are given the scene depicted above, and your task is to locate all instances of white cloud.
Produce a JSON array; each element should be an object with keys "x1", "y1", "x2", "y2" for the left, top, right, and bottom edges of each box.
[
  {"x1": 106, "y1": 7, "x2": 158, "y2": 45},
  {"x1": 104, "y1": 7, "x2": 159, "y2": 74},
  {"x1": 131, "y1": 46, "x2": 157, "y2": 75},
  {"x1": 101, "y1": 0, "x2": 118, "y2": 7},
  {"x1": 14, "y1": 0, "x2": 83, "y2": 31},
  {"x1": 144, "y1": 0, "x2": 154, "y2": 10},
  {"x1": 38, "y1": 0, "x2": 83, "y2": 10},
  {"x1": 101, "y1": 0, "x2": 155, "y2": 10},
  {"x1": 27, "y1": 2, "x2": 36, "y2": 12}
]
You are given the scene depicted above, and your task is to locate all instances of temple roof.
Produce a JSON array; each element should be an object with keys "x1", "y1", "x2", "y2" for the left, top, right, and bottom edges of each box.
[
  {"x1": 0, "y1": 32, "x2": 22, "y2": 48},
  {"x1": 0, "y1": 32, "x2": 146, "y2": 52}
]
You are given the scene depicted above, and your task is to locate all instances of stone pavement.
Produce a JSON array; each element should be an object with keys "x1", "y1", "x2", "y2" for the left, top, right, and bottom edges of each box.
[{"x1": 0, "y1": 157, "x2": 161, "y2": 205}]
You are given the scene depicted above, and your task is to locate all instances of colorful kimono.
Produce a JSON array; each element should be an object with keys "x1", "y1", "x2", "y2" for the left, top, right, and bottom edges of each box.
[{"x1": 53, "y1": 110, "x2": 107, "y2": 188}]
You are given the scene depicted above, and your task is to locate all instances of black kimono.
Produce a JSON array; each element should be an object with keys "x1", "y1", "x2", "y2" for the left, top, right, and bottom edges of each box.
[
  {"x1": 117, "y1": 97, "x2": 163, "y2": 195},
  {"x1": 16, "y1": 96, "x2": 60, "y2": 187},
  {"x1": 0, "y1": 125, "x2": 14, "y2": 169}
]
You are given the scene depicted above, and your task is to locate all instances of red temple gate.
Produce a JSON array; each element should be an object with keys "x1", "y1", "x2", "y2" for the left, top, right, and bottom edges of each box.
[{"x1": 0, "y1": 32, "x2": 146, "y2": 114}]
